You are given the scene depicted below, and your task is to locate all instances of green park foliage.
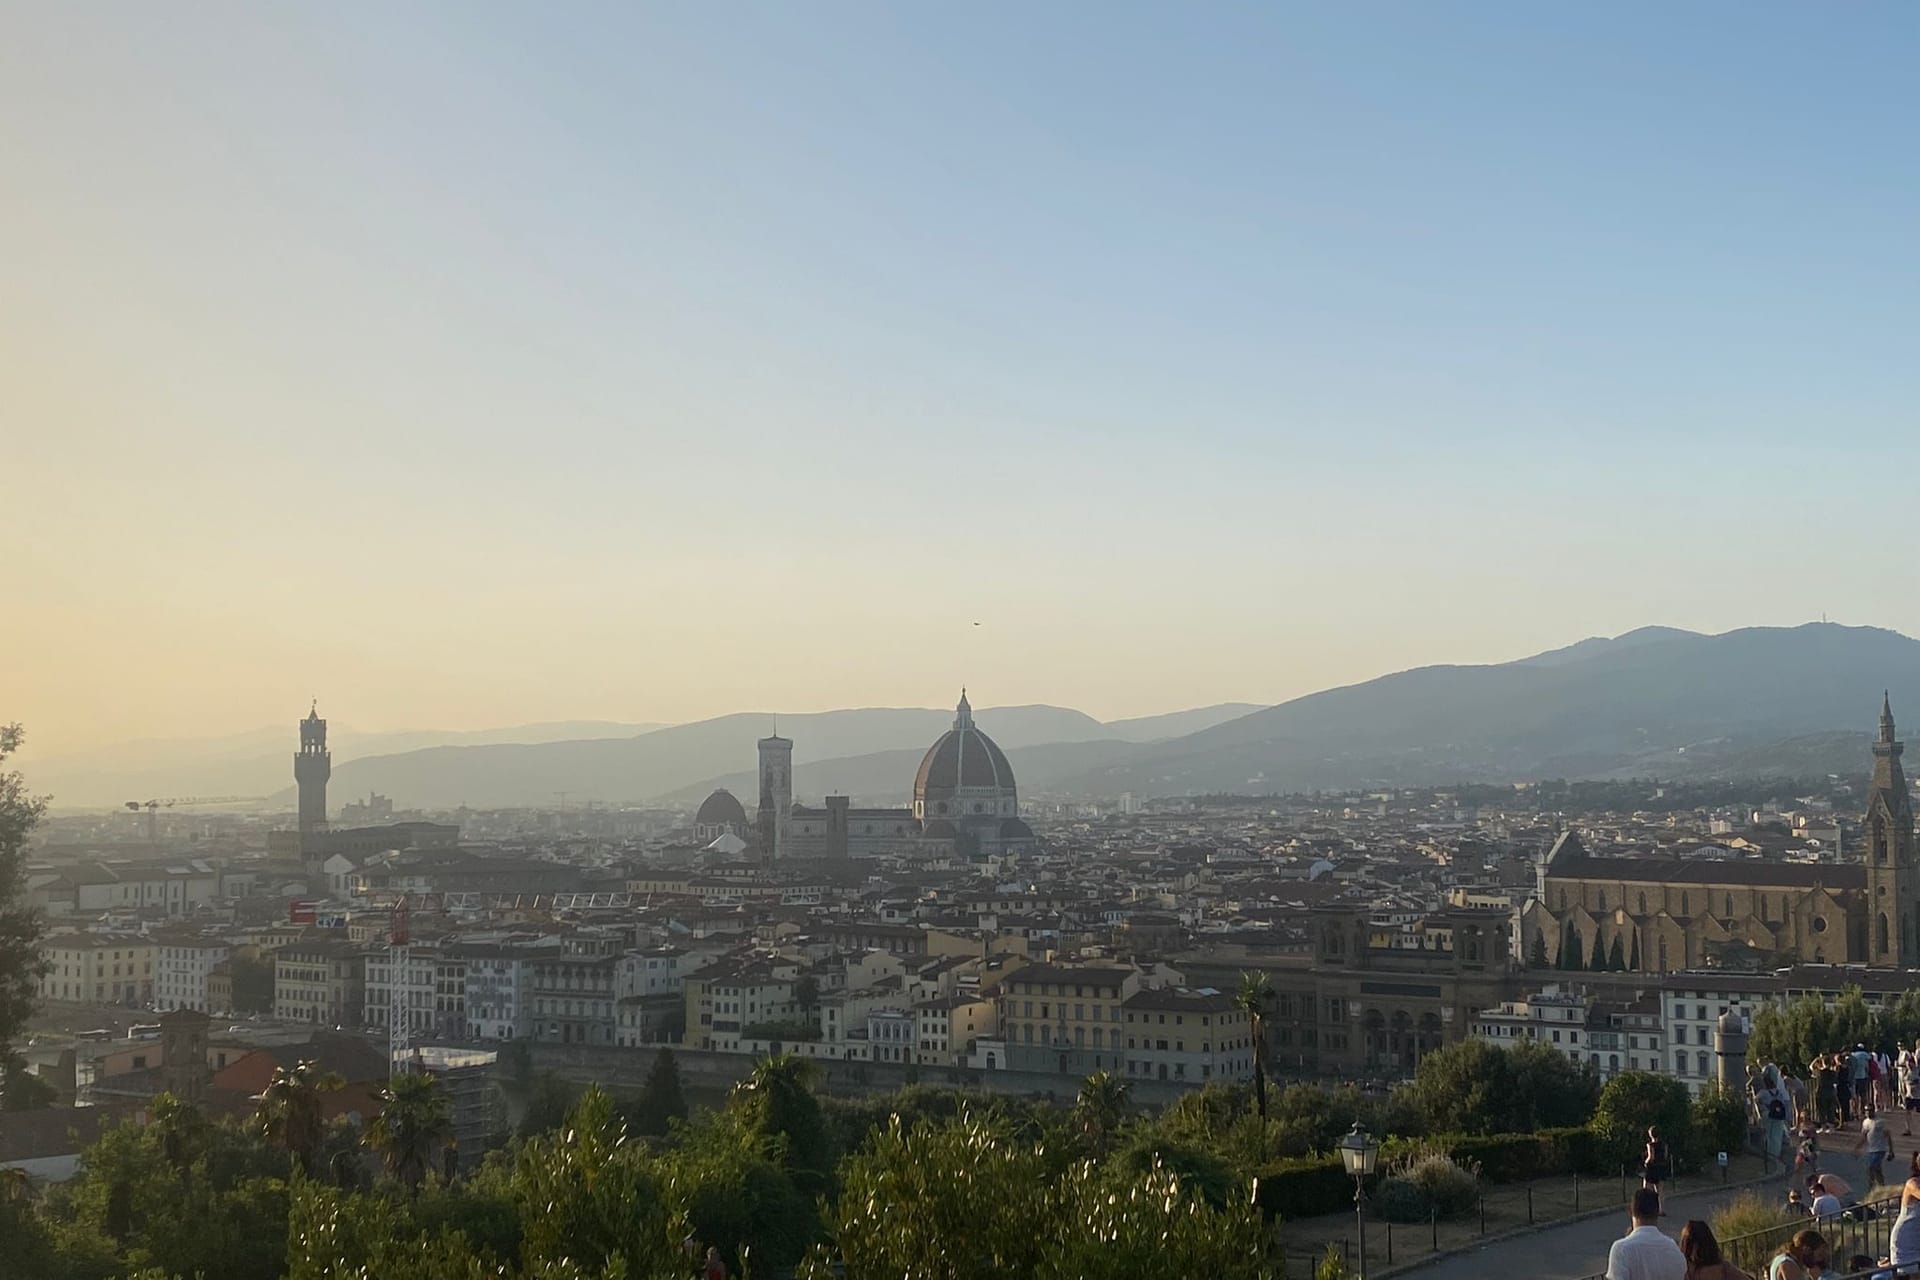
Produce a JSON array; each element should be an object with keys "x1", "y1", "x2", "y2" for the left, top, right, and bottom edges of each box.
[{"x1": 0, "y1": 1035, "x2": 1766, "y2": 1280}]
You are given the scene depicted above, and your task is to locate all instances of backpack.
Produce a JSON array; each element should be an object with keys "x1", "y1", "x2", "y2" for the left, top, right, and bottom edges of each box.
[
  {"x1": 1768, "y1": 1095, "x2": 1789, "y2": 1121},
  {"x1": 1870, "y1": 1054, "x2": 1883, "y2": 1082}
]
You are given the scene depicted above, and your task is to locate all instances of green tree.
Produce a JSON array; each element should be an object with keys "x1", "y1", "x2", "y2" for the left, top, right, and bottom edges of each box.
[
  {"x1": 366, "y1": 1072, "x2": 454, "y2": 1192},
  {"x1": 1407, "y1": 1039, "x2": 1597, "y2": 1135},
  {"x1": 252, "y1": 1059, "x2": 344, "y2": 1176},
  {"x1": 1235, "y1": 971, "x2": 1273, "y2": 1123},
  {"x1": 730, "y1": 1054, "x2": 833, "y2": 1194},
  {"x1": 507, "y1": 1085, "x2": 674, "y2": 1275},
  {"x1": 2, "y1": 1054, "x2": 57, "y2": 1110},
  {"x1": 1607, "y1": 934, "x2": 1626, "y2": 971},
  {"x1": 817, "y1": 1111, "x2": 1051, "y2": 1280},
  {"x1": 514, "y1": 1070, "x2": 576, "y2": 1139},
  {"x1": 1527, "y1": 931, "x2": 1549, "y2": 969},
  {"x1": 629, "y1": 1047, "x2": 689, "y2": 1138},
  {"x1": 0, "y1": 726, "x2": 47, "y2": 1067},
  {"x1": 1629, "y1": 930, "x2": 1642, "y2": 972},
  {"x1": 1593, "y1": 1071, "x2": 1694, "y2": 1168},
  {"x1": 1559, "y1": 922, "x2": 1582, "y2": 971},
  {"x1": 229, "y1": 955, "x2": 276, "y2": 1015},
  {"x1": 794, "y1": 974, "x2": 821, "y2": 1017},
  {"x1": 1589, "y1": 929, "x2": 1606, "y2": 971},
  {"x1": 1072, "y1": 1070, "x2": 1131, "y2": 1155},
  {"x1": 1692, "y1": 1083, "x2": 1748, "y2": 1160}
]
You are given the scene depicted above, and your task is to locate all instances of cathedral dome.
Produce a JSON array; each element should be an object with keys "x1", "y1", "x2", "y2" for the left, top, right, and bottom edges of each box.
[
  {"x1": 695, "y1": 788, "x2": 748, "y2": 828},
  {"x1": 913, "y1": 691, "x2": 1018, "y2": 822}
]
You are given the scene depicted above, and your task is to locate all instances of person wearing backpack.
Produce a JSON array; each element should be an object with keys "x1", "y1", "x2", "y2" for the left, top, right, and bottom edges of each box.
[{"x1": 1760, "y1": 1064, "x2": 1795, "y2": 1174}]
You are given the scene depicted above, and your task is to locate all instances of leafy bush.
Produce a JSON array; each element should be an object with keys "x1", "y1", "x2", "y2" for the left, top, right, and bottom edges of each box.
[
  {"x1": 1252, "y1": 1155, "x2": 1353, "y2": 1219},
  {"x1": 1371, "y1": 1148, "x2": 1480, "y2": 1222},
  {"x1": 1406, "y1": 1040, "x2": 1599, "y2": 1136},
  {"x1": 1315, "y1": 1241, "x2": 1355, "y2": 1280}
]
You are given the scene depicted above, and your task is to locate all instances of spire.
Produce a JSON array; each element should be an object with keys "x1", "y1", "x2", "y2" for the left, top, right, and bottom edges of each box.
[
  {"x1": 955, "y1": 688, "x2": 973, "y2": 730},
  {"x1": 1883, "y1": 692, "x2": 1896, "y2": 744}
]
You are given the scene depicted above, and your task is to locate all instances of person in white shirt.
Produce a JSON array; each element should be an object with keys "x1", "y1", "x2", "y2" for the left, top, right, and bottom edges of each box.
[
  {"x1": 1607, "y1": 1187, "x2": 1686, "y2": 1280},
  {"x1": 1808, "y1": 1177, "x2": 1843, "y2": 1218}
]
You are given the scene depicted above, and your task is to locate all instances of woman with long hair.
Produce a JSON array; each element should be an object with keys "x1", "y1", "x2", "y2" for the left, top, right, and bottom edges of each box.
[
  {"x1": 1679, "y1": 1219, "x2": 1749, "y2": 1280},
  {"x1": 1765, "y1": 1229, "x2": 1827, "y2": 1280}
]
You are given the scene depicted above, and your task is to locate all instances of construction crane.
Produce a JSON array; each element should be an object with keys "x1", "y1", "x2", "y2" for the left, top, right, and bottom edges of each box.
[
  {"x1": 124, "y1": 795, "x2": 269, "y2": 843},
  {"x1": 389, "y1": 896, "x2": 412, "y2": 1074},
  {"x1": 385, "y1": 893, "x2": 449, "y2": 1074}
]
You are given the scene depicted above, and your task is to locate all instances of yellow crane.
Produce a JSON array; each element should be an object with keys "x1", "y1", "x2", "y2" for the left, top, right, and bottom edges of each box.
[{"x1": 123, "y1": 795, "x2": 268, "y2": 843}]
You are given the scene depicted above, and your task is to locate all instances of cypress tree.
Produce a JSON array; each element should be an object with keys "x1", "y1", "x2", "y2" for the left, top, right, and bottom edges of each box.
[
  {"x1": 1528, "y1": 930, "x2": 1550, "y2": 969},
  {"x1": 1590, "y1": 929, "x2": 1606, "y2": 971},
  {"x1": 1607, "y1": 934, "x2": 1626, "y2": 971}
]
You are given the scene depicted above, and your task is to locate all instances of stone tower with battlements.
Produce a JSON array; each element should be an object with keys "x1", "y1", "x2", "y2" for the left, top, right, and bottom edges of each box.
[{"x1": 295, "y1": 702, "x2": 331, "y2": 854}]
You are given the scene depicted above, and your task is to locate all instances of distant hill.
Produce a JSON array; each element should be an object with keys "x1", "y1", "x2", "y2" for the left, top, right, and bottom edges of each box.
[
  {"x1": 26, "y1": 720, "x2": 667, "y2": 808},
  {"x1": 299, "y1": 704, "x2": 1114, "y2": 810},
  {"x1": 1060, "y1": 623, "x2": 1920, "y2": 796}
]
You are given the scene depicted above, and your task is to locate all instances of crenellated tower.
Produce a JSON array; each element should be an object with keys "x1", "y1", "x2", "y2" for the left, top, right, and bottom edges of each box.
[
  {"x1": 1865, "y1": 693, "x2": 1916, "y2": 967},
  {"x1": 295, "y1": 702, "x2": 331, "y2": 853}
]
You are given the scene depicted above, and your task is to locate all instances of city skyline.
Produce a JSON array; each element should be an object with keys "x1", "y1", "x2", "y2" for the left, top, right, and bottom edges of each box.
[{"x1": 8, "y1": 4, "x2": 1917, "y2": 756}]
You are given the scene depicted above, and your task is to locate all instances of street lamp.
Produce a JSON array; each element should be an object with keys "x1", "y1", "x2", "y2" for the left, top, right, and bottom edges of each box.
[{"x1": 1338, "y1": 1122, "x2": 1381, "y2": 1280}]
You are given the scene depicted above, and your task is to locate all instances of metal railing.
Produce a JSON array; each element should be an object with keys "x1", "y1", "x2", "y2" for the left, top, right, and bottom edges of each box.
[{"x1": 1575, "y1": 1205, "x2": 1898, "y2": 1280}]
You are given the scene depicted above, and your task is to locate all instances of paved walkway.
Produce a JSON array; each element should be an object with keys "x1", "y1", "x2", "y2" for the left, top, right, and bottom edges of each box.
[{"x1": 1394, "y1": 1147, "x2": 1876, "y2": 1280}]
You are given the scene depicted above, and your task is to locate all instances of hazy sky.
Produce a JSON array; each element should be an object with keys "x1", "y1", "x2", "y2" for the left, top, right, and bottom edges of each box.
[{"x1": 6, "y1": 3, "x2": 1917, "y2": 759}]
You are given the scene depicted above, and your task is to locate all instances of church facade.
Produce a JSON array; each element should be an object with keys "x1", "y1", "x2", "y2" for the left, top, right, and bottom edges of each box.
[
  {"x1": 692, "y1": 692, "x2": 1039, "y2": 862},
  {"x1": 1519, "y1": 698, "x2": 1916, "y2": 974}
]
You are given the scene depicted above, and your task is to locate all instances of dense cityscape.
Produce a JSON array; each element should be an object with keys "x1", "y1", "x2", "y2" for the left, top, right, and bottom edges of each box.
[{"x1": 8, "y1": 688, "x2": 1920, "y2": 1277}]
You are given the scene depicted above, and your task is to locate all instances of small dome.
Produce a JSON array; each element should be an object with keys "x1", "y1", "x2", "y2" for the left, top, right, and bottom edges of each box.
[
  {"x1": 998, "y1": 817, "x2": 1034, "y2": 839},
  {"x1": 923, "y1": 819, "x2": 958, "y2": 839},
  {"x1": 695, "y1": 789, "x2": 748, "y2": 827}
]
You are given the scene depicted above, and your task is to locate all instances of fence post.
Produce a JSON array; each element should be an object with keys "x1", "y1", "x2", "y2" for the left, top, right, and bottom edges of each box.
[
  {"x1": 1386, "y1": 1220, "x2": 1392, "y2": 1266},
  {"x1": 1431, "y1": 1208, "x2": 1438, "y2": 1253},
  {"x1": 1574, "y1": 1172, "x2": 1580, "y2": 1212},
  {"x1": 1480, "y1": 1194, "x2": 1486, "y2": 1236},
  {"x1": 1528, "y1": 1186, "x2": 1534, "y2": 1224}
]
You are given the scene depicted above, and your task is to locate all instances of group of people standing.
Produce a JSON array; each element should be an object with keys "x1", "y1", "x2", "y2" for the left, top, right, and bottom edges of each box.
[{"x1": 1805, "y1": 1045, "x2": 1920, "y2": 1133}]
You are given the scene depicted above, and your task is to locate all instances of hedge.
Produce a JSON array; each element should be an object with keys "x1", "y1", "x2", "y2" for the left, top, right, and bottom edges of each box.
[{"x1": 1253, "y1": 1127, "x2": 1612, "y2": 1219}]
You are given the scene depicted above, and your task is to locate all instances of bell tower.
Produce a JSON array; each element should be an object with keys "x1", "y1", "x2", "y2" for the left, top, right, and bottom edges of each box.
[
  {"x1": 295, "y1": 702, "x2": 331, "y2": 854},
  {"x1": 1864, "y1": 693, "x2": 1915, "y2": 967},
  {"x1": 756, "y1": 727, "x2": 792, "y2": 861}
]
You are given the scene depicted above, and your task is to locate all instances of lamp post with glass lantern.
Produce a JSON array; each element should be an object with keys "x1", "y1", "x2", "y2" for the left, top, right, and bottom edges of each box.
[{"x1": 1338, "y1": 1122, "x2": 1380, "y2": 1280}]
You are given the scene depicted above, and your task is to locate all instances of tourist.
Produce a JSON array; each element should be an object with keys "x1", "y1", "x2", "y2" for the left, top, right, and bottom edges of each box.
[
  {"x1": 1758, "y1": 1064, "x2": 1795, "y2": 1173},
  {"x1": 1644, "y1": 1124, "x2": 1673, "y2": 1210},
  {"x1": 1812, "y1": 1052, "x2": 1840, "y2": 1130},
  {"x1": 1679, "y1": 1219, "x2": 1750, "y2": 1280},
  {"x1": 1793, "y1": 1117, "x2": 1820, "y2": 1180},
  {"x1": 1835, "y1": 1053, "x2": 1856, "y2": 1127},
  {"x1": 1607, "y1": 1187, "x2": 1686, "y2": 1280},
  {"x1": 1903, "y1": 1042, "x2": 1920, "y2": 1137},
  {"x1": 1854, "y1": 1043, "x2": 1875, "y2": 1119},
  {"x1": 1808, "y1": 1178, "x2": 1842, "y2": 1218},
  {"x1": 702, "y1": 1246, "x2": 727, "y2": 1280},
  {"x1": 1765, "y1": 1229, "x2": 1828, "y2": 1280},
  {"x1": 1888, "y1": 1152, "x2": 1920, "y2": 1268},
  {"x1": 1854, "y1": 1103, "x2": 1895, "y2": 1188}
]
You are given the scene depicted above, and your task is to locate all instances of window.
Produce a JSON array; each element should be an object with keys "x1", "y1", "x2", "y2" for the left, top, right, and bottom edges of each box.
[
  {"x1": 1698, "y1": 1051, "x2": 1710, "y2": 1076},
  {"x1": 1675, "y1": 1051, "x2": 1687, "y2": 1074},
  {"x1": 1676, "y1": 1026, "x2": 1687, "y2": 1045}
]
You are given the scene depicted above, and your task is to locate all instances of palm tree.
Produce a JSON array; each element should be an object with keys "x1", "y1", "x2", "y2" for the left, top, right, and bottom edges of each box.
[
  {"x1": 1074, "y1": 1070, "x2": 1131, "y2": 1153},
  {"x1": 251, "y1": 1058, "x2": 343, "y2": 1175},
  {"x1": 365, "y1": 1071, "x2": 454, "y2": 1191},
  {"x1": 1236, "y1": 971, "x2": 1274, "y2": 1122}
]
